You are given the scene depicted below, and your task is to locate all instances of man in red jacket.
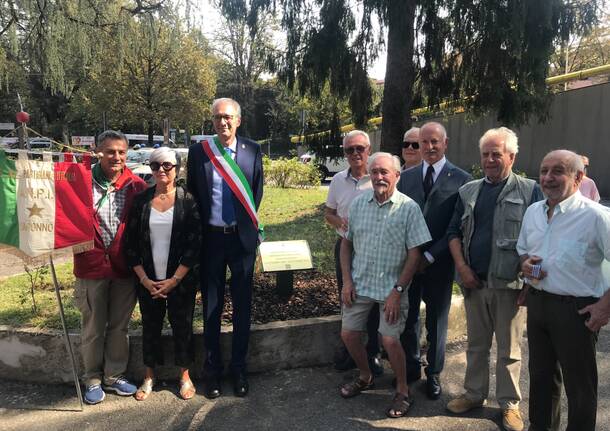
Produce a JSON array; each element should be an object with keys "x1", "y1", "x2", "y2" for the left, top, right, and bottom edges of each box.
[{"x1": 73, "y1": 130, "x2": 147, "y2": 404}]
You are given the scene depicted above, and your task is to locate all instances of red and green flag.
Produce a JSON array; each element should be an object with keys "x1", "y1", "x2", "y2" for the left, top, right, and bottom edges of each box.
[{"x1": 0, "y1": 150, "x2": 94, "y2": 258}]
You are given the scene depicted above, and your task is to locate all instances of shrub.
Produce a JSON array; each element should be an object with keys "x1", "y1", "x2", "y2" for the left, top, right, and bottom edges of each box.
[{"x1": 264, "y1": 157, "x2": 321, "y2": 188}]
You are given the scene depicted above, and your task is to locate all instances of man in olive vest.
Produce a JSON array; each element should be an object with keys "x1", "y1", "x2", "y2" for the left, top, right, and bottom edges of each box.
[{"x1": 445, "y1": 127, "x2": 543, "y2": 431}]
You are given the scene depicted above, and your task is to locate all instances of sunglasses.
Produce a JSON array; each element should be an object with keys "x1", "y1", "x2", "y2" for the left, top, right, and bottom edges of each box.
[
  {"x1": 403, "y1": 141, "x2": 420, "y2": 150},
  {"x1": 344, "y1": 145, "x2": 367, "y2": 155},
  {"x1": 150, "y1": 161, "x2": 176, "y2": 171}
]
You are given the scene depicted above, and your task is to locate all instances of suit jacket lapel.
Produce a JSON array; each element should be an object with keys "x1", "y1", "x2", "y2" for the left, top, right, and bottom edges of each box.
[
  {"x1": 410, "y1": 163, "x2": 426, "y2": 208},
  {"x1": 203, "y1": 145, "x2": 213, "y2": 201},
  {"x1": 423, "y1": 161, "x2": 452, "y2": 214},
  {"x1": 235, "y1": 136, "x2": 245, "y2": 170}
]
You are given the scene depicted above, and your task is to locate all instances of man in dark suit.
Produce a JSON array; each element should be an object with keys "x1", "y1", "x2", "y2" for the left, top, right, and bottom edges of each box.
[
  {"x1": 187, "y1": 98, "x2": 263, "y2": 399},
  {"x1": 397, "y1": 121, "x2": 471, "y2": 400}
]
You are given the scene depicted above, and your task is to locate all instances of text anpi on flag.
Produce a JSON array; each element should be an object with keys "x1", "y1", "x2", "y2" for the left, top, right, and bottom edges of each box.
[{"x1": 0, "y1": 150, "x2": 94, "y2": 258}]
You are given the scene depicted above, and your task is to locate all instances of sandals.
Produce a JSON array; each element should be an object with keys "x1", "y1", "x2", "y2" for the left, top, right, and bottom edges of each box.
[
  {"x1": 386, "y1": 392, "x2": 414, "y2": 418},
  {"x1": 179, "y1": 378, "x2": 196, "y2": 400},
  {"x1": 339, "y1": 376, "x2": 374, "y2": 398},
  {"x1": 135, "y1": 378, "x2": 154, "y2": 401}
]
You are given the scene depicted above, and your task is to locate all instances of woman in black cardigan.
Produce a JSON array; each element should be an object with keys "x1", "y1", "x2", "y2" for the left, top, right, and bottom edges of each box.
[{"x1": 124, "y1": 147, "x2": 201, "y2": 401}]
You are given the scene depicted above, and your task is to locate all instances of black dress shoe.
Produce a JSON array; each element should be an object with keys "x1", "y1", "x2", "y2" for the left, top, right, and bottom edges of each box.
[
  {"x1": 426, "y1": 374, "x2": 442, "y2": 400},
  {"x1": 233, "y1": 372, "x2": 249, "y2": 397},
  {"x1": 205, "y1": 376, "x2": 222, "y2": 399},
  {"x1": 369, "y1": 356, "x2": 384, "y2": 377}
]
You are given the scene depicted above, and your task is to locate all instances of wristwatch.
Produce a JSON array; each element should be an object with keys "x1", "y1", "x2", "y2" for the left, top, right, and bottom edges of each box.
[{"x1": 393, "y1": 284, "x2": 405, "y2": 293}]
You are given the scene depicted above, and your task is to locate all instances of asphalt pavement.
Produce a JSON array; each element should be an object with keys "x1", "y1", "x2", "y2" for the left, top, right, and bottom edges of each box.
[{"x1": 1, "y1": 326, "x2": 609, "y2": 431}]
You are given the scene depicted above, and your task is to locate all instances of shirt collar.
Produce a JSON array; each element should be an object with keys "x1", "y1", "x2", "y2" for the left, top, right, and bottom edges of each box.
[
  {"x1": 223, "y1": 138, "x2": 237, "y2": 153},
  {"x1": 543, "y1": 190, "x2": 582, "y2": 215},
  {"x1": 422, "y1": 156, "x2": 446, "y2": 175},
  {"x1": 367, "y1": 188, "x2": 399, "y2": 206},
  {"x1": 345, "y1": 168, "x2": 369, "y2": 182},
  {"x1": 483, "y1": 174, "x2": 510, "y2": 185}
]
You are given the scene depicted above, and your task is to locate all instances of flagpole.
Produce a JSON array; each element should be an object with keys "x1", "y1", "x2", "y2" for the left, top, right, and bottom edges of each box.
[{"x1": 49, "y1": 254, "x2": 83, "y2": 411}]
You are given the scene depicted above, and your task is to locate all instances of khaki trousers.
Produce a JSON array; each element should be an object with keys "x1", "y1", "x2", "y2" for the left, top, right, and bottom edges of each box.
[
  {"x1": 74, "y1": 277, "x2": 136, "y2": 386},
  {"x1": 463, "y1": 287, "x2": 525, "y2": 409}
]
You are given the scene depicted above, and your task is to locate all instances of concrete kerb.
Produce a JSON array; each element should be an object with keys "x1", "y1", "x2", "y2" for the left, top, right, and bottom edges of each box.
[{"x1": 0, "y1": 297, "x2": 466, "y2": 384}]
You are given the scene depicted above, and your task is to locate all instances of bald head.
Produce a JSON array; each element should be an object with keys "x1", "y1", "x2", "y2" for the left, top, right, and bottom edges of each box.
[
  {"x1": 419, "y1": 122, "x2": 448, "y2": 165},
  {"x1": 540, "y1": 150, "x2": 584, "y2": 206}
]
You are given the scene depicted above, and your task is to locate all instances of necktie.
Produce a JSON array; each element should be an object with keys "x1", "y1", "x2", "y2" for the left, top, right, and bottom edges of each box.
[
  {"x1": 423, "y1": 164, "x2": 434, "y2": 199},
  {"x1": 222, "y1": 148, "x2": 236, "y2": 225}
]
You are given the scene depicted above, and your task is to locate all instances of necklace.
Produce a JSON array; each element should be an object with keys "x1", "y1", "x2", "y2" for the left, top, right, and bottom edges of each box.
[{"x1": 156, "y1": 188, "x2": 176, "y2": 200}]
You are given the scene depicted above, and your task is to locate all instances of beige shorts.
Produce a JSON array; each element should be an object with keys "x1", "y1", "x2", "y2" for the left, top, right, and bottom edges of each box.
[{"x1": 341, "y1": 293, "x2": 409, "y2": 339}]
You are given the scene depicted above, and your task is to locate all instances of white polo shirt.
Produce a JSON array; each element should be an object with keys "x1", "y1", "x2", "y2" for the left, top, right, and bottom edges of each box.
[{"x1": 325, "y1": 168, "x2": 372, "y2": 237}]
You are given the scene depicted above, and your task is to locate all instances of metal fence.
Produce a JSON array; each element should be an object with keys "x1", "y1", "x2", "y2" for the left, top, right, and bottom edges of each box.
[{"x1": 369, "y1": 81, "x2": 610, "y2": 196}]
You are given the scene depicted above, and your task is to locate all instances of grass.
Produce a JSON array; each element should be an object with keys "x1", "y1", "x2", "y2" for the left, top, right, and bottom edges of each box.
[
  {"x1": 0, "y1": 186, "x2": 333, "y2": 330},
  {"x1": 258, "y1": 187, "x2": 336, "y2": 274}
]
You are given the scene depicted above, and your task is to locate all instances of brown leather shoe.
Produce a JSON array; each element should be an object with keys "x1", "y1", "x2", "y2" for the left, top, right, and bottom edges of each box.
[
  {"x1": 446, "y1": 396, "x2": 487, "y2": 414},
  {"x1": 502, "y1": 408, "x2": 524, "y2": 431}
]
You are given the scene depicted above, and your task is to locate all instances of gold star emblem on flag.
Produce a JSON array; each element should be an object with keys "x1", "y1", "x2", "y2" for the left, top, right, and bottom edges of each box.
[{"x1": 27, "y1": 203, "x2": 44, "y2": 218}]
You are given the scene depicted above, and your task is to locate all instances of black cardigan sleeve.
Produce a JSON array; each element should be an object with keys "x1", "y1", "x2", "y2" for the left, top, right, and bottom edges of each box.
[
  {"x1": 178, "y1": 191, "x2": 202, "y2": 268},
  {"x1": 124, "y1": 190, "x2": 147, "y2": 268}
]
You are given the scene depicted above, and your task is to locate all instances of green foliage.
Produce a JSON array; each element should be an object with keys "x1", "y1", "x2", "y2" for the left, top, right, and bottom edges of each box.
[
  {"x1": 264, "y1": 157, "x2": 320, "y2": 188},
  {"x1": 69, "y1": 16, "x2": 216, "y2": 137},
  {"x1": 212, "y1": 1, "x2": 280, "y2": 139},
  {"x1": 252, "y1": 0, "x2": 603, "y2": 155}
]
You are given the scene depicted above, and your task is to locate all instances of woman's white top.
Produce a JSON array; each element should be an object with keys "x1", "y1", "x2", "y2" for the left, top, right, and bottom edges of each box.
[{"x1": 149, "y1": 206, "x2": 174, "y2": 280}]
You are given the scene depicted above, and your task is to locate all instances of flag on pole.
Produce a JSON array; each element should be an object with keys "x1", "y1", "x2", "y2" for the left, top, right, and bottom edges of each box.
[{"x1": 0, "y1": 150, "x2": 94, "y2": 258}]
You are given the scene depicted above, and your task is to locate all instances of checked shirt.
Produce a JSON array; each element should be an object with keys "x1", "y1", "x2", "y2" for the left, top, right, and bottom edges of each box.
[{"x1": 347, "y1": 189, "x2": 431, "y2": 301}]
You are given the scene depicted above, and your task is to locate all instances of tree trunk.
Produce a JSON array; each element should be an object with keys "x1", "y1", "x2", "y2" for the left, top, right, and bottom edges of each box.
[{"x1": 380, "y1": 1, "x2": 416, "y2": 155}]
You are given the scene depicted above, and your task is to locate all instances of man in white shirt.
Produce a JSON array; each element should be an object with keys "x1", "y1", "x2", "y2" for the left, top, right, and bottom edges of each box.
[
  {"x1": 325, "y1": 130, "x2": 382, "y2": 375},
  {"x1": 517, "y1": 149, "x2": 610, "y2": 431}
]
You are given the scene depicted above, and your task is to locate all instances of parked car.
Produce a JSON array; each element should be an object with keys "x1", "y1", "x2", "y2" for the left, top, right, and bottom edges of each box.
[
  {"x1": 126, "y1": 149, "x2": 153, "y2": 168},
  {"x1": 299, "y1": 152, "x2": 348, "y2": 179},
  {"x1": 130, "y1": 163, "x2": 154, "y2": 185}
]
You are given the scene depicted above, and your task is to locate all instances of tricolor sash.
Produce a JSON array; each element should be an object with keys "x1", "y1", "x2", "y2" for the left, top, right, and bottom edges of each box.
[{"x1": 201, "y1": 136, "x2": 264, "y2": 242}]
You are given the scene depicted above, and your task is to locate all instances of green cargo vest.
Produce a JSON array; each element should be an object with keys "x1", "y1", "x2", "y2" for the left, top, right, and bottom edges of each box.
[{"x1": 457, "y1": 172, "x2": 536, "y2": 290}]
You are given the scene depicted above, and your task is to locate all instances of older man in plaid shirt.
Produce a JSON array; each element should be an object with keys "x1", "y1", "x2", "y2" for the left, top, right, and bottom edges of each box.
[{"x1": 338, "y1": 152, "x2": 431, "y2": 418}]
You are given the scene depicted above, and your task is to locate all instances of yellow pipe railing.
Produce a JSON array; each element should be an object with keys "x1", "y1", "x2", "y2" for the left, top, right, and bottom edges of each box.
[{"x1": 290, "y1": 63, "x2": 610, "y2": 144}]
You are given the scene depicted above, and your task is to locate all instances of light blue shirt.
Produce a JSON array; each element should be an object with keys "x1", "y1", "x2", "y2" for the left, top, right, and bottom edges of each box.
[
  {"x1": 516, "y1": 191, "x2": 610, "y2": 298},
  {"x1": 347, "y1": 189, "x2": 432, "y2": 301},
  {"x1": 209, "y1": 138, "x2": 237, "y2": 227}
]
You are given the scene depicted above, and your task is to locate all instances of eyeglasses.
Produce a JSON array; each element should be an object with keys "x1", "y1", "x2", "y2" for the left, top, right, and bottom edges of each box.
[
  {"x1": 213, "y1": 114, "x2": 237, "y2": 122},
  {"x1": 150, "y1": 162, "x2": 176, "y2": 171},
  {"x1": 403, "y1": 141, "x2": 420, "y2": 150},
  {"x1": 344, "y1": 145, "x2": 367, "y2": 155}
]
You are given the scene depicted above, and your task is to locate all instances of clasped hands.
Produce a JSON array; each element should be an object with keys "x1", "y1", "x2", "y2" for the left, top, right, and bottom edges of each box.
[{"x1": 141, "y1": 277, "x2": 178, "y2": 299}]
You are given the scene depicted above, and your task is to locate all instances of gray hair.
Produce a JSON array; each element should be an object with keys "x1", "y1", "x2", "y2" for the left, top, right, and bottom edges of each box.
[
  {"x1": 212, "y1": 98, "x2": 241, "y2": 118},
  {"x1": 479, "y1": 127, "x2": 519, "y2": 154},
  {"x1": 368, "y1": 152, "x2": 401, "y2": 173},
  {"x1": 343, "y1": 129, "x2": 371, "y2": 147},
  {"x1": 403, "y1": 127, "x2": 420, "y2": 141},
  {"x1": 421, "y1": 122, "x2": 447, "y2": 140},
  {"x1": 543, "y1": 149, "x2": 584, "y2": 175},
  {"x1": 150, "y1": 147, "x2": 182, "y2": 175},
  {"x1": 97, "y1": 130, "x2": 128, "y2": 149}
]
